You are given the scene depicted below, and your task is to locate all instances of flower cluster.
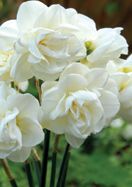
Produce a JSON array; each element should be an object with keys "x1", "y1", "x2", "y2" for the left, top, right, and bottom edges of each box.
[{"x1": 0, "y1": 0, "x2": 131, "y2": 162}]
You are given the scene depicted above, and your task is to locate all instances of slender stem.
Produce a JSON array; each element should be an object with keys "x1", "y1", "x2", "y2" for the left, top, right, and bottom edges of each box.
[
  {"x1": 40, "y1": 130, "x2": 50, "y2": 187},
  {"x1": 53, "y1": 135, "x2": 60, "y2": 153},
  {"x1": 10, "y1": 180, "x2": 18, "y2": 187},
  {"x1": 50, "y1": 135, "x2": 60, "y2": 187},
  {"x1": 60, "y1": 150, "x2": 70, "y2": 187},
  {"x1": 56, "y1": 144, "x2": 70, "y2": 187},
  {"x1": 32, "y1": 148, "x2": 41, "y2": 167},
  {"x1": 35, "y1": 79, "x2": 42, "y2": 103},
  {"x1": 32, "y1": 149, "x2": 41, "y2": 183},
  {"x1": 50, "y1": 152, "x2": 56, "y2": 187},
  {"x1": 33, "y1": 161, "x2": 41, "y2": 185},
  {"x1": 1, "y1": 159, "x2": 18, "y2": 187},
  {"x1": 25, "y1": 160, "x2": 35, "y2": 187}
]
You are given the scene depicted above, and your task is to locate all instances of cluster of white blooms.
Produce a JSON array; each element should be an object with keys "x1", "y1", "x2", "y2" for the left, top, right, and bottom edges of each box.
[{"x1": 0, "y1": 0, "x2": 131, "y2": 161}]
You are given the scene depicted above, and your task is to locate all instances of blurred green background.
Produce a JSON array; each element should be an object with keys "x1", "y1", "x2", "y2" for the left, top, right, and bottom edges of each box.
[{"x1": 0, "y1": 0, "x2": 132, "y2": 187}]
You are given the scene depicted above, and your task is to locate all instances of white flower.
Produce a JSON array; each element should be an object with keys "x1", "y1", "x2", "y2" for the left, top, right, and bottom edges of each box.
[
  {"x1": 0, "y1": 82, "x2": 16, "y2": 99},
  {"x1": 39, "y1": 63, "x2": 120, "y2": 148},
  {"x1": 0, "y1": 83, "x2": 44, "y2": 162},
  {"x1": 0, "y1": 1, "x2": 87, "y2": 81},
  {"x1": 0, "y1": 20, "x2": 18, "y2": 50},
  {"x1": 35, "y1": 3, "x2": 96, "y2": 40},
  {"x1": 114, "y1": 73, "x2": 132, "y2": 122},
  {"x1": 107, "y1": 55, "x2": 132, "y2": 123},
  {"x1": 0, "y1": 50, "x2": 14, "y2": 81},
  {"x1": 0, "y1": 49, "x2": 29, "y2": 92},
  {"x1": 0, "y1": 49, "x2": 29, "y2": 93},
  {"x1": 81, "y1": 28, "x2": 128, "y2": 68},
  {"x1": 119, "y1": 54, "x2": 132, "y2": 73}
]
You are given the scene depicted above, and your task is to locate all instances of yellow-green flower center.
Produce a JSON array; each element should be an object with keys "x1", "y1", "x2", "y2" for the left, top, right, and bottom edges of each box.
[
  {"x1": 85, "y1": 41, "x2": 95, "y2": 55},
  {"x1": 119, "y1": 67, "x2": 132, "y2": 73}
]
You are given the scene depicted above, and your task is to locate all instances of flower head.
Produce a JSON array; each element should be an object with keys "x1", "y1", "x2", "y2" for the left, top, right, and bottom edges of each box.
[
  {"x1": 107, "y1": 55, "x2": 132, "y2": 123},
  {"x1": 0, "y1": 83, "x2": 44, "y2": 162},
  {"x1": 40, "y1": 63, "x2": 119, "y2": 147},
  {"x1": 0, "y1": 1, "x2": 88, "y2": 81},
  {"x1": 81, "y1": 28, "x2": 128, "y2": 68}
]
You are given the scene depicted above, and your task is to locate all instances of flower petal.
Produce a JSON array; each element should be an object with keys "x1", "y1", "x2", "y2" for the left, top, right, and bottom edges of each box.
[
  {"x1": 8, "y1": 147, "x2": 31, "y2": 162},
  {"x1": 100, "y1": 90, "x2": 120, "y2": 118},
  {"x1": 65, "y1": 133, "x2": 85, "y2": 148},
  {"x1": 0, "y1": 20, "x2": 18, "y2": 50},
  {"x1": 19, "y1": 118, "x2": 44, "y2": 147},
  {"x1": 7, "y1": 93, "x2": 40, "y2": 120},
  {"x1": 61, "y1": 63, "x2": 89, "y2": 78},
  {"x1": 85, "y1": 68, "x2": 108, "y2": 89},
  {"x1": 11, "y1": 53, "x2": 33, "y2": 81},
  {"x1": 59, "y1": 74, "x2": 88, "y2": 93},
  {"x1": 17, "y1": 1, "x2": 47, "y2": 32}
]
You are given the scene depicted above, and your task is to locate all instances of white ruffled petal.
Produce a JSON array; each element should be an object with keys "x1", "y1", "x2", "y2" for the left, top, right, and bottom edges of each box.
[
  {"x1": 8, "y1": 147, "x2": 31, "y2": 162},
  {"x1": 17, "y1": 1, "x2": 47, "y2": 32}
]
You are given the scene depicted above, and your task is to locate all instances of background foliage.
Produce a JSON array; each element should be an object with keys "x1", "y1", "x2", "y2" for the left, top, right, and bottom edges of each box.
[{"x1": 0, "y1": 1, "x2": 132, "y2": 187}]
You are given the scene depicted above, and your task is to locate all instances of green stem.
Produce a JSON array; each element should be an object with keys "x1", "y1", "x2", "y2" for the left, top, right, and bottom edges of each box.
[
  {"x1": 1, "y1": 159, "x2": 18, "y2": 187},
  {"x1": 10, "y1": 179, "x2": 18, "y2": 187},
  {"x1": 50, "y1": 135, "x2": 60, "y2": 187},
  {"x1": 33, "y1": 160, "x2": 41, "y2": 184},
  {"x1": 25, "y1": 160, "x2": 35, "y2": 187},
  {"x1": 40, "y1": 130, "x2": 50, "y2": 187},
  {"x1": 60, "y1": 150, "x2": 70, "y2": 187},
  {"x1": 56, "y1": 144, "x2": 70, "y2": 187},
  {"x1": 50, "y1": 152, "x2": 57, "y2": 187},
  {"x1": 32, "y1": 149, "x2": 41, "y2": 183}
]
